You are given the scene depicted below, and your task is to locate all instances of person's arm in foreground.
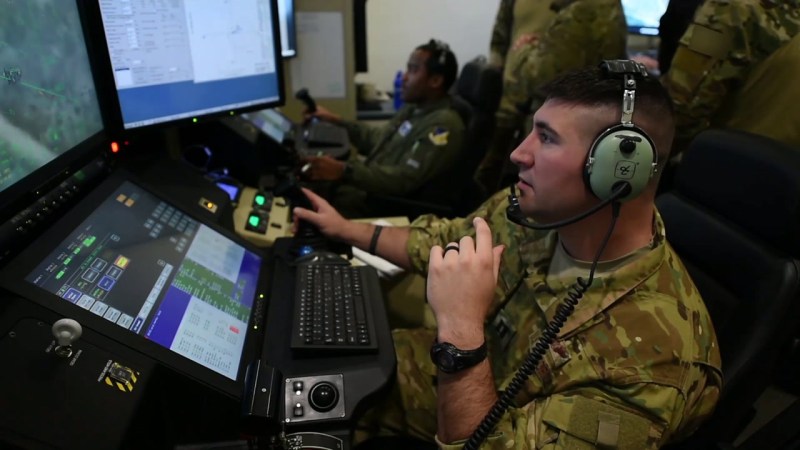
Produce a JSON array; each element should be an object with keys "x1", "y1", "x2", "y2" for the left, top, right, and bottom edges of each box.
[
  {"x1": 427, "y1": 217, "x2": 505, "y2": 442},
  {"x1": 292, "y1": 187, "x2": 413, "y2": 269}
]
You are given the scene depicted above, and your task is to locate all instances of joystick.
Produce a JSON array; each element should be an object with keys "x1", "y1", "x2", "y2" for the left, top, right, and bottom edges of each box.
[{"x1": 52, "y1": 318, "x2": 82, "y2": 358}]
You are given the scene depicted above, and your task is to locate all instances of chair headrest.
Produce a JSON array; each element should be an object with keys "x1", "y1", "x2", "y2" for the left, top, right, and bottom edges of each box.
[
  {"x1": 674, "y1": 129, "x2": 800, "y2": 255},
  {"x1": 455, "y1": 57, "x2": 502, "y2": 113}
]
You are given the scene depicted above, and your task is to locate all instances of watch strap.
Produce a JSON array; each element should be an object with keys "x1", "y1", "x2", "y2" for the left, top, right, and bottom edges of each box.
[{"x1": 430, "y1": 339, "x2": 487, "y2": 374}]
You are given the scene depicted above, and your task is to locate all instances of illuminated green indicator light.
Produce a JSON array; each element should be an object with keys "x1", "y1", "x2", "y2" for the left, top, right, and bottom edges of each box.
[
  {"x1": 56, "y1": 271, "x2": 65, "y2": 279},
  {"x1": 254, "y1": 194, "x2": 266, "y2": 206},
  {"x1": 248, "y1": 215, "x2": 260, "y2": 227},
  {"x1": 64, "y1": 257, "x2": 72, "y2": 265},
  {"x1": 73, "y1": 247, "x2": 81, "y2": 254},
  {"x1": 83, "y1": 236, "x2": 96, "y2": 246},
  {"x1": 192, "y1": 118, "x2": 198, "y2": 123},
  {"x1": 230, "y1": 111, "x2": 235, "y2": 116}
]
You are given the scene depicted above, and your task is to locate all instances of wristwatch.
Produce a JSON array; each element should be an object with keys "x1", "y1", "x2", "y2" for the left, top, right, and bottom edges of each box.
[{"x1": 430, "y1": 340, "x2": 488, "y2": 374}]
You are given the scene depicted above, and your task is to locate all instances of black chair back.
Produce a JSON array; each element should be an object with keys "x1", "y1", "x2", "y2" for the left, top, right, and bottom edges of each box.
[{"x1": 657, "y1": 129, "x2": 800, "y2": 448}]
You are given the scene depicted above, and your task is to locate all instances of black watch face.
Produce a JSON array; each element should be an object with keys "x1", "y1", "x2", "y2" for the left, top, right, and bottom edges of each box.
[{"x1": 439, "y1": 351, "x2": 456, "y2": 371}]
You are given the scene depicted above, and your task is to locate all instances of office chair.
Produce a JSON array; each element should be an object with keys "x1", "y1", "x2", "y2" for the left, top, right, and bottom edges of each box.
[
  {"x1": 364, "y1": 56, "x2": 502, "y2": 220},
  {"x1": 657, "y1": 129, "x2": 800, "y2": 449}
]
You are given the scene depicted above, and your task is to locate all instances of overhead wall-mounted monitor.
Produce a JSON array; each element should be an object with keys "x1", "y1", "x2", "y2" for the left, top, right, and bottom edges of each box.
[
  {"x1": 622, "y1": 0, "x2": 669, "y2": 36},
  {"x1": 95, "y1": 0, "x2": 285, "y2": 130},
  {"x1": 0, "y1": 0, "x2": 105, "y2": 216},
  {"x1": 277, "y1": 0, "x2": 297, "y2": 58}
]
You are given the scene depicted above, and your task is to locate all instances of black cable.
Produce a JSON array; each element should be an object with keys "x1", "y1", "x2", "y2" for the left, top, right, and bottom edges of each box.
[{"x1": 463, "y1": 202, "x2": 622, "y2": 450}]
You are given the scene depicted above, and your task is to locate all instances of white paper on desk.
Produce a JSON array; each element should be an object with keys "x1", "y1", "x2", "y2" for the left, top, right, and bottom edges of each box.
[
  {"x1": 352, "y1": 220, "x2": 404, "y2": 277},
  {"x1": 290, "y1": 12, "x2": 346, "y2": 99}
]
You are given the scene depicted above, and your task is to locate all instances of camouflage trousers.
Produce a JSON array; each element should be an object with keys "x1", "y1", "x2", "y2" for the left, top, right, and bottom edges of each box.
[{"x1": 353, "y1": 327, "x2": 439, "y2": 445}]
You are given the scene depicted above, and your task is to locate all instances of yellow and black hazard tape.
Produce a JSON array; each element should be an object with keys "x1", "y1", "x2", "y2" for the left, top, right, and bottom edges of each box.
[{"x1": 103, "y1": 362, "x2": 139, "y2": 393}]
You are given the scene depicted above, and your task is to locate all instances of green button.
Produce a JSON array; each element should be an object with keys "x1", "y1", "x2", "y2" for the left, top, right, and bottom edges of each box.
[
  {"x1": 254, "y1": 194, "x2": 266, "y2": 206},
  {"x1": 248, "y1": 215, "x2": 261, "y2": 227}
]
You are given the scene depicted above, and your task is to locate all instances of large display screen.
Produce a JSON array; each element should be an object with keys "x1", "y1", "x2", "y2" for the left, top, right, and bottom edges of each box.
[
  {"x1": 622, "y1": 0, "x2": 670, "y2": 36},
  {"x1": 0, "y1": 0, "x2": 104, "y2": 194},
  {"x1": 25, "y1": 181, "x2": 261, "y2": 381},
  {"x1": 97, "y1": 0, "x2": 283, "y2": 129}
]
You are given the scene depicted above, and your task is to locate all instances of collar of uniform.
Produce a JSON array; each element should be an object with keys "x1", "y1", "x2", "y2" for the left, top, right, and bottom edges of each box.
[
  {"x1": 408, "y1": 96, "x2": 452, "y2": 117},
  {"x1": 522, "y1": 209, "x2": 667, "y2": 339}
]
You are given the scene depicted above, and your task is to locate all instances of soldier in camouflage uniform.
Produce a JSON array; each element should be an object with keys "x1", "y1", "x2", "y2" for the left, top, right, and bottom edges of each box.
[
  {"x1": 475, "y1": 0, "x2": 628, "y2": 195},
  {"x1": 294, "y1": 65, "x2": 722, "y2": 449},
  {"x1": 662, "y1": 0, "x2": 800, "y2": 155},
  {"x1": 301, "y1": 40, "x2": 464, "y2": 218}
]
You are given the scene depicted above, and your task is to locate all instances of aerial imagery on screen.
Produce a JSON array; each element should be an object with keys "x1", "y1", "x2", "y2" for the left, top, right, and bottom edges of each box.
[{"x1": 0, "y1": 0, "x2": 103, "y2": 193}]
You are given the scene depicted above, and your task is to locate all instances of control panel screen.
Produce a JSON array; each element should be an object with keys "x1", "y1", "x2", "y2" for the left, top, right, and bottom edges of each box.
[
  {"x1": 25, "y1": 181, "x2": 262, "y2": 380},
  {"x1": 240, "y1": 108, "x2": 293, "y2": 144}
]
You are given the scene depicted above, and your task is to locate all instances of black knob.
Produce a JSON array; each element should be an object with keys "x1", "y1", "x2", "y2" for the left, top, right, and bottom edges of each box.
[
  {"x1": 309, "y1": 381, "x2": 338, "y2": 412},
  {"x1": 619, "y1": 139, "x2": 637, "y2": 153}
]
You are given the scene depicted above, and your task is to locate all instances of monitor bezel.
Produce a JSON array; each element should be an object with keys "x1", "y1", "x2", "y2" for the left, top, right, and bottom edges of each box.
[
  {"x1": 0, "y1": 0, "x2": 112, "y2": 225},
  {"x1": 82, "y1": 0, "x2": 287, "y2": 134},
  {"x1": 0, "y1": 170, "x2": 270, "y2": 399}
]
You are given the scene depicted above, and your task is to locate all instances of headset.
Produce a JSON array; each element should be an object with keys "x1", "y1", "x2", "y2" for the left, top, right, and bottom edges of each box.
[
  {"x1": 428, "y1": 38, "x2": 451, "y2": 68},
  {"x1": 506, "y1": 59, "x2": 658, "y2": 231},
  {"x1": 467, "y1": 61, "x2": 659, "y2": 449}
]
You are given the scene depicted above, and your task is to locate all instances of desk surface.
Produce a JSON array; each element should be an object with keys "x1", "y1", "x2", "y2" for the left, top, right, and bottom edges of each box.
[{"x1": 356, "y1": 100, "x2": 395, "y2": 121}]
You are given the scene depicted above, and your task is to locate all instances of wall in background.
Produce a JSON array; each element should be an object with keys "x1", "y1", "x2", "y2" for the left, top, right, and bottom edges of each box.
[{"x1": 355, "y1": 0, "x2": 500, "y2": 93}]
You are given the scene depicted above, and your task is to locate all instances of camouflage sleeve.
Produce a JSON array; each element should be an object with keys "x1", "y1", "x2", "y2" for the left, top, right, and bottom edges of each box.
[
  {"x1": 661, "y1": 1, "x2": 770, "y2": 155},
  {"x1": 490, "y1": 0, "x2": 515, "y2": 67},
  {"x1": 503, "y1": 0, "x2": 627, "y2": 107},
  {"x1": 406, "y1": 191, "x2": 516, "y2": 273},
  {"x1": 346, "y1": 117, "x2": 464, "y2": 196}
]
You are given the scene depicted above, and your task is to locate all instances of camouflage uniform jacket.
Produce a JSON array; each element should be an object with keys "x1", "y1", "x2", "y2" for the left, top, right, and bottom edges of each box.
[
  {"x1": 662, "y1": 0, "x2": 800, "y2": 154},
  {"x1": 493, "y1": 0, "x2": 627, "y2": 127},
  {"x1": 405, "y1": 191, "x2": 722, "y2": 449},
  {"x1": 336, "y1": 97, "x2": 464, "y2": 196}
]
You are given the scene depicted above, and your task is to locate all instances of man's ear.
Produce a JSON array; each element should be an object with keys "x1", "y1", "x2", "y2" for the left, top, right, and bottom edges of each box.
[{"x1": 428, "y1": 73, "x2": 444, "y2": 91}]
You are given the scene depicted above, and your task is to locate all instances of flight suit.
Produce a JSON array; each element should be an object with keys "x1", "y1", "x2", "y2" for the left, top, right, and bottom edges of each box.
[
  {"x1": 356, "y1": 191, "x2": 722, "y2": 449},
  {"x1": 331, "y1": 97, "x2": 464, "y2": 218},
  {"x1": 476, "y1": 0, "x2": 628, "y2": 193},
  {"x1": 662, "y1": 0, "x2": 800, "y2": 155}
]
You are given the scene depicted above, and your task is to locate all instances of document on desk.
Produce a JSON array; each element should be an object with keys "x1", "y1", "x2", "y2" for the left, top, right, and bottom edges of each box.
[
  {"x1": 352, "y1": 219, "x2": 404, "y2": 278},
  {"x1": 290, "y1": 12, "x2": 346, "y2": 99}
]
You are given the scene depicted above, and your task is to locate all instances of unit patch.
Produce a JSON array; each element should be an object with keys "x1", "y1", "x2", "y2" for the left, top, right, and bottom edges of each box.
[{"x1": 428, "y1": 127, "x2": 449, "y2": 146}]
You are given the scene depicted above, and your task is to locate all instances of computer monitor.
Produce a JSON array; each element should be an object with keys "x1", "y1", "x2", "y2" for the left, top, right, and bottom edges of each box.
[
  {"x1": 622, "y1": 0, "x2": 670, "y2": 36},
  {"x1": 277, "y1": 0, "x2": 297, "y2": 58},
  {"x1": 0, "y1": 173, "x2": 268, "y2": 394},
  {"x1": 93, "y1": 0, "x2": 285, "y2": 130},
  {"x1": 0, "y1": 0, "x2": 106, "y2": 219}
]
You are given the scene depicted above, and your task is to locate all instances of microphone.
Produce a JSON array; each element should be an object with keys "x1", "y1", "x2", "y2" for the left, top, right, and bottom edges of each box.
[{"x1": 505, "y1": 182, "x2": 630, "y2": 230}]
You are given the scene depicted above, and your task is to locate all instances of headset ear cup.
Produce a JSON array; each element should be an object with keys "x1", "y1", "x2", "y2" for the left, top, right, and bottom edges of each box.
[{"x1": 585, "y1": 125, "x2": 656, "y2": 201}]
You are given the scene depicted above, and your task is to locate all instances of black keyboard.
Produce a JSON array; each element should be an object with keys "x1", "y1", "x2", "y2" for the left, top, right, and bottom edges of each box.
[
  {"x1": 290, "y1": 262, "x2": 380, "y2": 353},
  {"x1": 303, "y1": 123, "x2": 348, "y2": 147}
]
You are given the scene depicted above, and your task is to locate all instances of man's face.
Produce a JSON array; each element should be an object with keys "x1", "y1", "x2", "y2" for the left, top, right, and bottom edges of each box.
[
  {"x1": 509, "y1": 100, "x2": 616, "y2": 223},
  {"x1": 401, "y1": 49, "x2": 439, "y2": 103}
]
